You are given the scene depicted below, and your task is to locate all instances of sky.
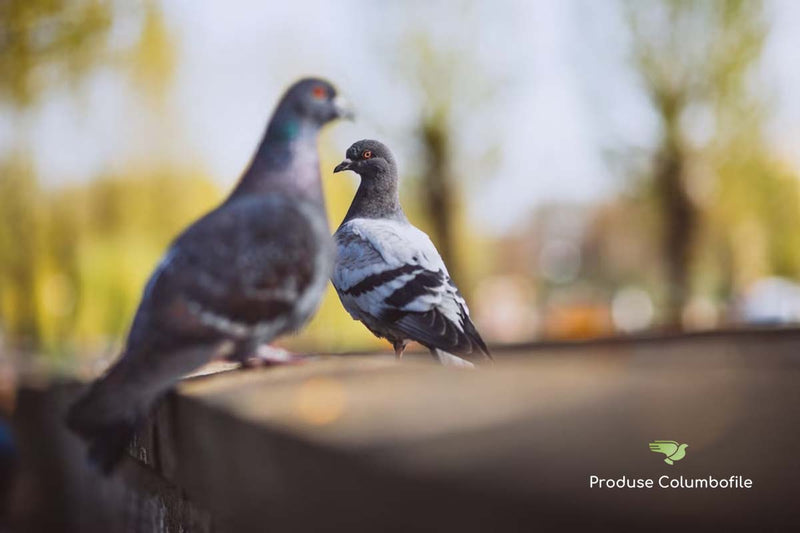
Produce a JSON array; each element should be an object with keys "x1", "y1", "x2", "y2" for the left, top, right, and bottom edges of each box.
[{"x1": 2, "y1": 0, "x2": 799, "y2": 234}]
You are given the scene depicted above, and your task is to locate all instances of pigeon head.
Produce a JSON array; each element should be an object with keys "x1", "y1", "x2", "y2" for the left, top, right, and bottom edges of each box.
[
  {"x1": 269, "y1": 78, "x2": 353, "y2": 139},
  {"x1": 334, "y1": 139, "x2": 398, "y2": 179},
  {"x1": 336, "y1": 140, "x2": 405, "y2": 223}
]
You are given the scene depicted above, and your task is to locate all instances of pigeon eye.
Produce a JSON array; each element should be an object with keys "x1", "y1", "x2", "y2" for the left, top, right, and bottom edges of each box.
[
  {"x1": 362, "y1": 150, "x2": 372, "y2": 159},
  {"x1": 312, "y1": 86, "x2": 327, "y2": 100}
]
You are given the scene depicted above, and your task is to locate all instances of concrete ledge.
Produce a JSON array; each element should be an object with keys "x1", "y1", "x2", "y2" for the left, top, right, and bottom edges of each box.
[{"x1": 10, "y1": 330, "x2": 800, "y2": 532}]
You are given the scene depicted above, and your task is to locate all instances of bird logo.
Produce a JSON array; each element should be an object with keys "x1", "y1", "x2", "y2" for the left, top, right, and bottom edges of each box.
[{"x1": 649, "y1": 440, "x2": 689, "y2": 465}]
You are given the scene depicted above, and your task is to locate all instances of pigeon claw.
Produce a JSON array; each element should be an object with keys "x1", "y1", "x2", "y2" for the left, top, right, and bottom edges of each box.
[{"x1": 233, "y1": 345, "x2": 308, "y2": 368}]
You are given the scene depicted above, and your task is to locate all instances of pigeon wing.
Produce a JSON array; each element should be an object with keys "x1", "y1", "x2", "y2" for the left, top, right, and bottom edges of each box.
[
  {"x1": 333, "y1": 218, "x2": 490, "y2": 363},
  {"x1": 128, "y1": 195, "x2": 329, "y2": 355},
  {"x1": 68, "y1": 195, "x2": 332, "y2": 472},
  {"x1": 649, "y1": 440, "x2": 679, "y2": 456}
]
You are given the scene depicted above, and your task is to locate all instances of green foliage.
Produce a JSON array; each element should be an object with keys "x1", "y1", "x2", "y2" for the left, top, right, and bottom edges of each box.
[
  {"x1": 128, "y1": 1, "x2": 175, "y2": 105},
  {"x1": 0, "y1": 155, "x2": 42, "y2": 349},
  {"x1": 0, "y1": 0, "x2": 114, "y2": 107},
  {"x1": 0, "y1": 163, "x2": 221, "y2": 356},
  {"x1": 624, "y1": 0, "x2": 799, "y2": 315}
]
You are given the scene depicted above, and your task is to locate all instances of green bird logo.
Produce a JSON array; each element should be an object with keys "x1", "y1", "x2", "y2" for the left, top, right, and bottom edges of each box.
[{"x1": 649, "y1": 440, "x2": 689, "y2": 465}]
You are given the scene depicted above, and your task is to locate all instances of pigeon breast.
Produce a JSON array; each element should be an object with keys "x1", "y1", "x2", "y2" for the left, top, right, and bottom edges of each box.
[
  {"x1": 126, "y1": 194, "x2": 333, "y2": 356},
  {"x1": 332, "y1": 217, "x2": 489, "y2": 362}
]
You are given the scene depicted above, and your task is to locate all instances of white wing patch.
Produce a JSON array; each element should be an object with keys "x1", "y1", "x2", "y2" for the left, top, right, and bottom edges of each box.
[
  {"x1": 334, "y1": 218, "x2": 447, "y2": 289},
  {"x1": 333, "y1": 218, "x2": 466, "y2": 329}
]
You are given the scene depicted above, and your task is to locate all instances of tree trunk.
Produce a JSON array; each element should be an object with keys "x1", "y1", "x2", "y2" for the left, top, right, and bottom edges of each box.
[
  {"x1": 420, "y1": 115, "x2": 459, "y2": 277},
  {"x1": 655, "y1": 95, "x2": 695, "y2": 330}
]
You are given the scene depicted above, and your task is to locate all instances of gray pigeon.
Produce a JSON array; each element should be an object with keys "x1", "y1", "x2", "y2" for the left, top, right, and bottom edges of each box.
[
  {"x1": 332, "y1": 140, "x2": 491, "y2": 367},
  {"x1": 67, "y1": 78, "x2": 352, "y2": 471}
]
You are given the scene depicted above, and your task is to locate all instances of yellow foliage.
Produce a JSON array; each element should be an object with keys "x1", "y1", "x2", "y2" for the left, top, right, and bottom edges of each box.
[{"x1": 0, "y1": 162, "x2": 221, "y2": 357}]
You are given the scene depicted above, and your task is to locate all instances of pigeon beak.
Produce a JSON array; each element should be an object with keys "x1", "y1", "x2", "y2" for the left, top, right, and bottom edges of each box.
[
  {"x1": 333, "y1": 159, "x2": 352, "y2": 173},
  {"x1": 332, "y1": 95, "x2": 355, "y2": 121}
]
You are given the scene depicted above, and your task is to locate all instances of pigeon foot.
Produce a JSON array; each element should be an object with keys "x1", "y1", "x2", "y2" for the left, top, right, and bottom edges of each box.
[
  {"x1": 231, "y1": 344, "x2": 307, "y2": 368},
  {"x1": 393, "y1": 340, "x2": 407, "y2": 360}
]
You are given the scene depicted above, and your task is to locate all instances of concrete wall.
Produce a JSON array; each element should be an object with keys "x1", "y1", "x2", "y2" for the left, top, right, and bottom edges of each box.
[{"x1": 8, "y1": 328, "x2": 800, "y2": 532}]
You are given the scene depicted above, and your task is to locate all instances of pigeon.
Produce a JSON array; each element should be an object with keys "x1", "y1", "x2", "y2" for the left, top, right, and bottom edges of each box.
[
  {"x1": 331, "y1": 140, "x2": 491, "y2": 368},
  {"x1": 67, "y1": 78, "x2": 352, "y2": 472}
]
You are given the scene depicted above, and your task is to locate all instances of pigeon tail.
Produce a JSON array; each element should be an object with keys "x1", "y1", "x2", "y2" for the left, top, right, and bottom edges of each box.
[
  {"x1": 67, "y1": 341, "x2": 235, "y2": 472},
  {"x1": 664, "y1": 458, "x2": 674, "y2": 465},
  {"x1": 461, "y1": 314, "x2": 493, "y2": 361},
  {"x1": 66, "y1": 368, "x2": 154, "y2": 473},
  {"x1": 431, "y1": 349, "x2": 475, "y2": 368},
  {"x1": 68, "y1": 411, "x2": 140, "y2": 474}
]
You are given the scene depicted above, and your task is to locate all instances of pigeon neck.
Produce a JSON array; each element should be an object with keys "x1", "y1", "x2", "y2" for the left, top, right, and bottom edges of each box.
[
  {"x1": 342, "y1": 171, "x2": 405, "y2": 224},
  {"x1": 230, "y1": 115, "x2": 325, "y2": 210}
]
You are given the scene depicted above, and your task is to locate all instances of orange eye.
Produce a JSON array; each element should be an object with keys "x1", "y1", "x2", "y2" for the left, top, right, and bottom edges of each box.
[
  {"x1": 362, "y1": 150, "x2": 372, "y2": 159},
  {"x1": 312, "y1": 85, "x2": 327, "y2": 99}
]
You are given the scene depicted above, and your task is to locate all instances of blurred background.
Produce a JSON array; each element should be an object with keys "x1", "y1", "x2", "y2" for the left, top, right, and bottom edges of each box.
[{"x1": 1, "y1": 0, "x2": 799, "y2": 372}]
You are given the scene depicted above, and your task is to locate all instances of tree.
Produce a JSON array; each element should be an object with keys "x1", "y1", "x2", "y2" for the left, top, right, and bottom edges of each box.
[
  {"x1": 0, "y1": 0, "x2": 113, "y2": 108},
  {"x1": 392, "y1": 4, "x2": 502, "y2": 286},
  {"x1": 624, "y1": 0, "x2": 770, "y2": 328},
  {"x1": 0, "y1": 157, "x2": 41, "y2": 350},
  {"x1": 0, "y1": 1, "x2": 175, "y2": 353}
]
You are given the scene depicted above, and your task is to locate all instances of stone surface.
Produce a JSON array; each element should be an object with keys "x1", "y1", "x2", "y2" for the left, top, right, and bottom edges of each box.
[{"x1": 8, "y1": 327, "x2": 800, "y2": 532}]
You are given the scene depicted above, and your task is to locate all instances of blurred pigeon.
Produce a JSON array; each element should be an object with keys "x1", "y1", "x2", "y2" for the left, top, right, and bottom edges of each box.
[
  {"x1": 67, "y1": 78, "x2": 352, "y2": 472},
  {"x1": 331, "y1": 140, "x2": 491, "y2": 367}
]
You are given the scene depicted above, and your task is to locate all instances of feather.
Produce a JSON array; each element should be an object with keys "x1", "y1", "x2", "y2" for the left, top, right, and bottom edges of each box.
[{"x1": 333, "y1": 217, "x2": 491, "y2": 365}]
